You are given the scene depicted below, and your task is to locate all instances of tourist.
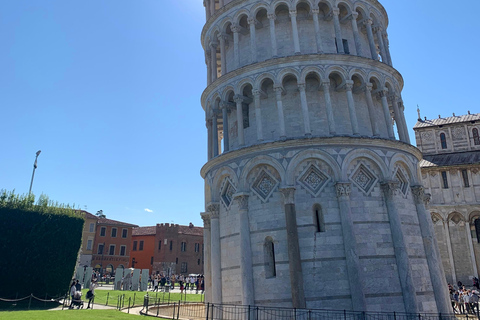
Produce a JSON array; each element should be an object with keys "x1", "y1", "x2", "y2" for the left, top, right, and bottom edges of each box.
[
  {"x1": 75, "y1": 280, "x2": 81, "y2": 292},
  {"x1": 153, "y1": 276, "x2": 159, "y2": 292},
  {"x1": 86, "y1": 280, "x2": 97, "y2": 309},
  {"x1": 69, "y1": 281, "x2": 76, "y2": 309}
]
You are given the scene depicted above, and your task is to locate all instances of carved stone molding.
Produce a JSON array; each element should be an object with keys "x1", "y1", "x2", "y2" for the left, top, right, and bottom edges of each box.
[
  {"x1": 279, "y1": 187, "x2": 296, "y2": 205},
  {"x1": 234, "y1": 193, "x2": 249, "y2": 211},
  {"x1": 335, "y1": 182, "x2": 351, "y2": 198},
  {"x1": 201, "y1": 212, "x2": 211, "y2": 229},
  {"x1": 411, "y1": 185, "x2": 424, "y2": 205},
  {"x1": 207, "y1": 203, "x2": 220, "y2": 218},
  {"x1": 381, "y1": 181, "x2": 399, "y2": 197}
]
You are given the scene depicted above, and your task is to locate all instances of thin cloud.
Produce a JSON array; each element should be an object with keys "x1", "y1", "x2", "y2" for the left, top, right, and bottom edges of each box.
[{"x1": 144, "y1": 208, "x2": 153, "y2": 213}]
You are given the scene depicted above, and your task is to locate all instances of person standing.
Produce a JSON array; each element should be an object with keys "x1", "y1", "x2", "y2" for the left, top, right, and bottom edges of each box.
[
  {"x1": 86, "y1": 280, "x2": 97, "y2": 309},
  {"x1": 68, "y1": 281, "x2": 76, "y2": 309}
]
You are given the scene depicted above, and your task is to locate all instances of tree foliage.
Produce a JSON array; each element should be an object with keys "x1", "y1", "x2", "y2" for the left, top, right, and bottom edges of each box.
[{"x1": 0, "y1": 190, "x2": 84, "y2": 298}]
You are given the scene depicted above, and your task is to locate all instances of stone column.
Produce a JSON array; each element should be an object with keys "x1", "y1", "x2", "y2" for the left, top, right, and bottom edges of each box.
[
  {"x1": 443, "y1": 219, "x2": 457, "y2": 284},
  {"x1": 289, "y1": 10, "x2": 301, "y2": 54},
  {"x1": 411, "y1": 186, "x2": 451, "y2": 314},
  {"x1": 311, "y1": 9, "x2": 324, "y2": 53},
  {"x1": 267, "y1": 14, "x2": 278, "y2": 57},
  {"x1": 321, "y1": 80, "x2": 336, "y2": 135},
  {"x1": 248, "y1": 18, "x2": 257, "y2": 63},
  {"x1": 274, "y1": 86, "x2": 287, "y2": 139},
  {"x1": 279, "y1": 187, "x2": 306, "y2": 309},
  {"x1": 332, "y1": 8, "x2": 344, "y2": 54},
  {"x1": 252, "y1": 90, "x2": 264, "y2": 141},
  {"x1": 206, "y1": 119, "x2": 213, "y2": 160},
  {"x1": 345, "y1": 80, "x2": 359, "y2": 135},
  {"x1": 218, "y1": 34, "x2": 227, "y2": 75},
  {"x1": 379, "y1": 89, "x2": 395, "y2": 139},
  {"x1": 365, "y1": 84, "x2": 379, "y2": 136},
  {"x1": 381, "y1": 181, "x2": 418, "y2": 314},
  {"x1": 374, "y1": 26, "x2": 388, "y2": 63},
  {"x1": 383, "y1": 33, "x2": 393, "y2": 66},
  {"x1": 201, "y1": 212, "x2": 212, "y2": 302},
  {"x1": 208, "y1": 203, "x2": 222, "y2": 304},
  {"x1": 204, "y1": 0, "x2": 211, "y2": 20},
  {"x1": 219, "y1": 0, "x2": 223, "y2": 7},
  {"x1": 298, "y1": 83, "x2": 311, "y2": 137},
  {"x1": 465, "y1": 221, "x2": 479, "y2": 277},
  {"x1": 209, "y1": 0, "x2": 214, "y2": 17},
  {"x1": 234, "y1": 95, "x2": 245, "y2": 146},
  {"x1": 212, "y1": 111, "x2": 219, "y2": 157},
  {"x1": 206, "y1": 51, "x2": 212, "y2": 85},
  {"x1": 209, "y1": 42, "x2": 218, "y2": 82},
  {"x1": 221, "y1": 103, "x2": 229, "y2": 152},
  {"x1": 234, "y1": 193, "x2": 255, "y2": 306},
  {"x1": 232, "y1": 25, "x2": 240, "y2": 69},
  {"x1": 335, "y1": 183, "x2": 367, "y2": 311},
  {"x1": 350, "y1": 12, "x2": 362, "y2": 56},
  {"x1": 390, "y1": 95, "x2": 407, "y2": 143},
  {"x1": 364, "y1": 19, "x2": 378, "y2": 60},
  {"x1": 398, "y1": 100, "x2": 411, "y2": 144}
]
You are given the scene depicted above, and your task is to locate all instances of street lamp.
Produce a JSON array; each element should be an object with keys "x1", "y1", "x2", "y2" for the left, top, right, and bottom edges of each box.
[{"x1": 28, "y1": 150, "x2": 41, "y2": 195}]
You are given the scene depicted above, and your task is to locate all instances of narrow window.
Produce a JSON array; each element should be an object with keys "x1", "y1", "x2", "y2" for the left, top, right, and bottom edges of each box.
[
  {"x1": 197, "y1": 259, "x2": 200, "y2": 265},
  {"x1": 139, "y1": 240, "x2": 144, "y2": 251},
  {"x1": 181, "y1": 262, "x2": 188, "y2": 273},
  {"x1": 313, "y1": 205, "x2": 325, "y2": 233},
  {"x1": 181, "y1": 242, "x2": 187, "y2": 252},
  {"x1": 175, "y1": 257, "x2": 178, "y2": 264},
  {"x1": 440, "y1": 133, "x2": 447, "y2": 149},
  {"x1": 342, "y1": 39, "x2": 350, "y2": 54},
  {"x1": 89, "y1": 223, "x2": 95, "y2": 233},
  {"x1": 109, "y1": 245, "x2": 115, "y2": 255},
  {"x1": 242, "y1": 103, "x2": 250, "y2": 128},
  {"x1": 100, "y1": 227, "x2": 106, "y2": 237},
  {"x1": 120, "y1": 245, "x2": 126, "y2": 256},
  {"x1": 111, "y1": 228, "x2": 117, "y2": 237},
  {"x1": 122, "y1": 229, "x2": 128, "y2": 238},
  {"x1": 98, "y1": 244, "x2": 104, "y2": 254},
  {"x1": 441, "y1": 171, "x2": 449, "y2": 189},
  {"x1": 462, "y1": 170, "x2": 470, "y2": 187},
  {"x1": 475, "y1": 219, "x2": 480, "y2": 244},
  {"x1": 150, "y1": 256, "x2": 154, "y2": 265},
  {"x1": 195, "y1": 243, "x2": 200, "y2": 252},
  {"x1": 264, "y1": 237, "x2": 276, "y2": 278},
  {"x1": 158, "y1": 241, "x2": 162, "y2": 251},
  {"x1": 133, "y1": 241, "x2": 137, "y2": 251},
  {"x1": 473, "y1": 128, "x2": 480, "y2": 145},
  {"x1": 170, "y1": 241, "x2": 173, "y2": 251},
  {"x1": 87, "y1": 239, "x2": 93, "y2": 250}
]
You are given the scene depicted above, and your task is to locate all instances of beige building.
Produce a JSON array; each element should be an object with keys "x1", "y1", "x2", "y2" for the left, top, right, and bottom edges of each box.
[
  {"x1": 414, "y1": 112, "x2": 480, "y2": 286},
  {"x1": 78, "y1": 211, "x2": 99, "y2": 267}
]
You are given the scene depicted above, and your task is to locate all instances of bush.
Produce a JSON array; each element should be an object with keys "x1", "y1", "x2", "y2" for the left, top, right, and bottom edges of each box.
[{"x1": 0, "y1": 190, "x2": 84, "y2": 298}]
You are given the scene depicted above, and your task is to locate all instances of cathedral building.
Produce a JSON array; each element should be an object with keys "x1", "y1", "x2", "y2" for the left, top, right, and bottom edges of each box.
[
  {"x1": 200, "y1": 0, "x2": 450, "y2": 313},
  {"x1": 414, "y1": 112, "x2": 480, "y2": 286}
]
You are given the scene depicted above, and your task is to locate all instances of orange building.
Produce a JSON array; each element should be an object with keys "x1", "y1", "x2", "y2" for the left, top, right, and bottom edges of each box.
[
  {"x1": 131, "y1": 226, "x2": 156, "y2": 273},
  {"x1": 92, "y1": 218, "x2": 138, "y2": 275}
]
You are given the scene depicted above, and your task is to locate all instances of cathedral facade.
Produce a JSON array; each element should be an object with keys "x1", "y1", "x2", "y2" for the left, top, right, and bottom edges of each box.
[
  {"x1": 200, "y1": 0, "x2": 450, "y2": 313},
  {"x1": 414, "y1": 112, "x2": 480, "y2": 287}
]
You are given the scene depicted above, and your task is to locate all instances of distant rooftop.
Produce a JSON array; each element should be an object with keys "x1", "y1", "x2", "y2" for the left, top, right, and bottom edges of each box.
[
  {"x1": 414, "y1": 112, "x2": 480, "y2": 129},
  {"x1": 419, "y1": 150, "x2": 480, "y2": 168},
  {"x1": 97, "y1": 217, "x2": 138, "y2": 228},
  {"x1": 133, "y1": 226, "x2": 156, "y2": 236}
]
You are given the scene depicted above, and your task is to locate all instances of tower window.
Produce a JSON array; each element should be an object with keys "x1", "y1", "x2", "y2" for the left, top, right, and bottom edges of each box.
[
  {"x1": 313, "y1": 205, "x2": 325, "y2": 233},
  {"x1": 158, "y1": 241, "x2": 162, "y2": 251},
  {"x1": 462, "y1": 170, "x2": 470, "y2": 187},
  {"x1": 441, "y1": 171, "x2": 449, "y2": 189},
  {"x1": 440, "y1": 133, "x2": 447, "y2": 149},
  {"x1": 242, "y1": 103, "x2": 250, "y2": 128},
  {"x1": 342, "y1": 39, "x2": 350, "y2": 54},
  {"x1": 264, "y1": 237, "x2": 276, "y2": 278},
  {"x1": 473, "y1": 128, "x2": 480, "y2": 145}
]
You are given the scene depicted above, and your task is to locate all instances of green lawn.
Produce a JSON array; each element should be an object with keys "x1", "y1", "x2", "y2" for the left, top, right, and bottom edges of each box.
[
  {"x1": 85, "y1": 289, "x2": 203, "y2": 308},
  {"x1": 0, "y1": 309, "x2": 164, "y2": 320}
]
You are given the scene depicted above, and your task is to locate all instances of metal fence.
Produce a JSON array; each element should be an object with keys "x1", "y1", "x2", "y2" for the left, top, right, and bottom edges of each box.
[{"x1": 141, "y1": 299, "x2": 462, "y2": 320}]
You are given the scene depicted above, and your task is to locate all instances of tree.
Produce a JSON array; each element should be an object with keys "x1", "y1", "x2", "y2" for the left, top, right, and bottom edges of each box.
[{"x1": 96, "y1": 209, "x2": 106, "y2": 218}]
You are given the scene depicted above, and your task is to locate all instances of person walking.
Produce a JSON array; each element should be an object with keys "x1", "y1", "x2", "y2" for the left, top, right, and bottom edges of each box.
[
  {"x1": 86, "y1": 280, "x2": 97, "y2": 309},
  {"x1": 68, "y1": 281, "x2": 76, "y2": 309}
]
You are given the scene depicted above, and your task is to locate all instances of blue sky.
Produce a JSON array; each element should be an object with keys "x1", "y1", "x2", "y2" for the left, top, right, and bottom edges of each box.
[{"x1": 1, "y1": 0, "x2": 478, "y2": 227}]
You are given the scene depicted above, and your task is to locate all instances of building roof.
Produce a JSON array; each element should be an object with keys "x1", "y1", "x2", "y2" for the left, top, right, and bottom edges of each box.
[
  {"x1": 178, "y1": 225, "x2": 203, "y2": 236},
  {"x1": 133, "y1": 226, "x2": 156, "y2": 236},
  {"x1": 414, "y1": 113, "x2": 480, "y2": 129},
  {"x1": 97, "y1": 217, "x2": 138, "y2": 228},
  {"x1": 75, "y1": 210, "x2": 98, "y2": 220},
  {"x1": 419, "y1": 151, "x2": 480, "y2": 168}
]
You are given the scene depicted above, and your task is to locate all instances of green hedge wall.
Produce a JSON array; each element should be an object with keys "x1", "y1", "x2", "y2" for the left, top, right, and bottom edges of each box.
[{"x1": 0, "y1": 192, "x2": 84, "y2": 298}]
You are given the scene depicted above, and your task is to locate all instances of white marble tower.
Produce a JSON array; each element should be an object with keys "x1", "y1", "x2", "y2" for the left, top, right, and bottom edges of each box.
[{"x1": 200, "y1": 0, "x2": 450, "y2": 313}]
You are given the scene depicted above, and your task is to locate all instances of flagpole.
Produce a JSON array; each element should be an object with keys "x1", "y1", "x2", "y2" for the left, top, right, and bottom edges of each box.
[{"x1": 28, "y1": 150, "x2": 41, "y2": 196}]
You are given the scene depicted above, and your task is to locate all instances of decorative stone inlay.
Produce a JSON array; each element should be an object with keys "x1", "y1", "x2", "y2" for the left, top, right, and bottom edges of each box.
[
  {"x1": 451, "y1": 214, "x2": 462, "y2": 225},
  {"x1": 431, "y1": 214, "x2": 441, "y2": 224},
  {"x1": 395, "y1": 169, "x2": 409, "y2": 196},
  {"x1": 251, "y1": 169, "x2": 279, "y2": 202},
  {"x1": 350, "y1": 164, "x2": 378, "y2": 195},
  {"x1": 421, "y1": 131, "x2": 433, "y2": 142},
  {"x1": 298, "y1": 165, "x2": 330, "y2": 196},
  {"x1": 452, "y1": 126, "x2": 466, "y2": 140},
  {"x1": 220, "y1": 178, "x2": 236, "y2": 208}
]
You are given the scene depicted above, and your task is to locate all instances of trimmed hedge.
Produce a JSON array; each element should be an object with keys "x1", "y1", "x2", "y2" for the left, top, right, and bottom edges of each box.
[{"x1": 0, "y1": 191, "x2": 84, "y2": 298}]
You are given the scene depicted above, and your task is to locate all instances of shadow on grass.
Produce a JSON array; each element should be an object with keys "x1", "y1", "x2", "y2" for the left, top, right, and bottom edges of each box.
[{"x1": 0, "y1": 299, "x2": 62, "y2": 311}]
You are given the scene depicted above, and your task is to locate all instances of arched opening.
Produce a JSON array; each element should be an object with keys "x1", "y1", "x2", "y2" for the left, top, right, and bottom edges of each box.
[
  {"x1": 473, "y1": 128, "x2": 480, "y2": 145},
  {"x1": 224, "y1": 22, "x2": 234, "y2": 72},
  {"x1": 264, "y1": 236, "x2": 276, "y2": 278},
  {"x1": 106, "y1": 264, "x2": 114, "y2": 275},
  {"x1": 242, "y1": 84, "x2": 253, "y2": 129},
  {"x1": 313, "y1": 204, "x2": 325, "y2": 233},
  {"x1": 296, "y1": 1, "x2": 314, "y2": 54},
  {"x1": 254, "y1": 8, "x2": 270, "y2": 60},
  {"x1": 440, "y1": 133, "x2": 447, "y2": 149},
  {"x1": 275, "y1": 4, "x2": 292, "y2": 56},
  {"x1": 237, "y1": 14, "x2": 250, "y2": 67},
  {"x1": 337, "y1": 3, "x2": 351, "y2": 54}
]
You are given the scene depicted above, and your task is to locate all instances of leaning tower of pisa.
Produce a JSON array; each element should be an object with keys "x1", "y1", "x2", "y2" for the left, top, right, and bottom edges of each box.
[{"x1": 200, "y1": 0, "x2": 450, "y2": 313}]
